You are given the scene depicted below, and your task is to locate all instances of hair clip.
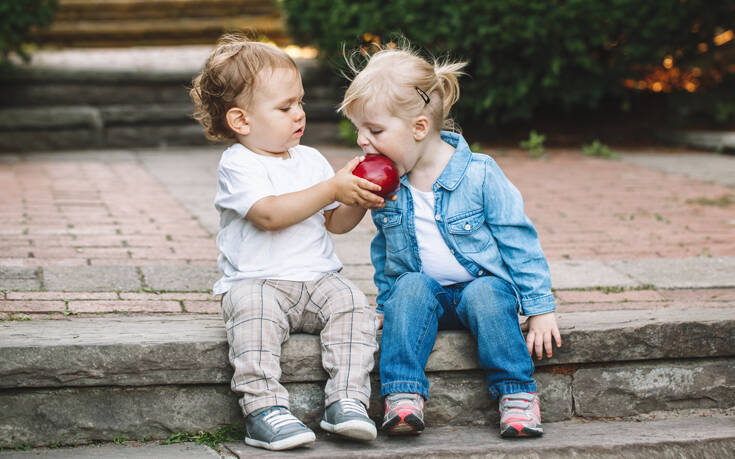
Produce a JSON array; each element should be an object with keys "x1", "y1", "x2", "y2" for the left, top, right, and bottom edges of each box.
[{"x1": 414, "y1": 86, "x2": 431, "y2": 105}]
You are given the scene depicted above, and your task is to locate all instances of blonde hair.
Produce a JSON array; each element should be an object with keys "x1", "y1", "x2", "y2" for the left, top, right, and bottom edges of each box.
[
  {"x1": 339, "y1": 44, "x2": 467, "y2": 131},
  {"x1": 190, "y1": 33, "x2": 299, "y2": 141}
]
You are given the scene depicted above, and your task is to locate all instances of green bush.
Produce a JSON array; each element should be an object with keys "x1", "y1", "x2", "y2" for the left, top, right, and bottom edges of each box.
[
  {"x1": 582, "y1": 139, "x2": 619, "y2": 160},
  {"x1": 519, "y1": 130, "x2": 546, "y2": 158},
  {"x1": 282, "y1": 0, "x2": 735, "y2": 125},
  {"x1": 0, "y1": 0, "x2": 58, "y2": 64}
]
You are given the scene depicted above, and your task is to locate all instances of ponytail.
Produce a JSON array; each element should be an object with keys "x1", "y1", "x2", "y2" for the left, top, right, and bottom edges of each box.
[{"x1": 432, "y1": 60, "x2": 467, "y2": 130}]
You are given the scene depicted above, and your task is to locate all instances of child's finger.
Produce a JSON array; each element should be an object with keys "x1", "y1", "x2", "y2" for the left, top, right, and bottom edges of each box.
[
  {"x1": 357, "y1": 177, "x2": 382, "y2": 192},
  {"x1": 525, "y1": 330, "x2": 535, "y2": 355},
  {"x1": 553, "y1": 327, "x2": 562, "y2": 348},
  {"x1": 342, "y1": 156, "x2": 362, "y2": 172},
  {"x1": 544, "y1": 331, "x2": 553, "y2": 358},
  {"x1": 534, "y1": 334, "x2": 544, "y2": 360}
]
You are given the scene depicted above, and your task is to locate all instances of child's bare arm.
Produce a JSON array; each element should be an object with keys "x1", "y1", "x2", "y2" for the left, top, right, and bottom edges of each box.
[{"x1": 247, "y1": 157, "x2": 383, "y2": 231}]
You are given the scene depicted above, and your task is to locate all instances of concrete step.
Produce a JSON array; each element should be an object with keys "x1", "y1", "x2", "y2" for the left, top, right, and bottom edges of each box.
[{"x1": 1, "y1": 306, "x2": 733, "y2": 448}]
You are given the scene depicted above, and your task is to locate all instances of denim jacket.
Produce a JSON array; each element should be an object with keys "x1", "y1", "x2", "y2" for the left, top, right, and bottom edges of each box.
[{"x1": 370, "y1": 131, "x2": 556, "y2": 316}]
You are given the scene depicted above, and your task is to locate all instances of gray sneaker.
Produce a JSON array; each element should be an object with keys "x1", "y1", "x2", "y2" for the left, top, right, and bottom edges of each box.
[
  {"x1": 245, "y1": 406, "x2": 316, "y2": 450},
  {"x1": 320, "y1": 399, "x2": 377, "y2": 440}
]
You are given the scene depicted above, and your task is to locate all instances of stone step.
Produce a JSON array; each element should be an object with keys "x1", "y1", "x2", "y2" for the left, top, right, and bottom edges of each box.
[
  {"x1": 1, "y1": 306, "x2": 733, "y2": 447},
  {"x1": 33, "y1": 0, "x2": 289, "y2": 47},
  {"x1": 2, "y1": 413, "x2": 733, "y2": 458},
  {"x1": 0, "y1": 58, "x2": 343, "y2": 151},
  {"x1": 1, "y1": 412, "x2": 733, "y2": 458},
  {"x1": 226, "y1": 413, "x2": 735, "y2": 458},
  {"x1": 54, "y1": 0, "x2": 278, "y2": 21}
]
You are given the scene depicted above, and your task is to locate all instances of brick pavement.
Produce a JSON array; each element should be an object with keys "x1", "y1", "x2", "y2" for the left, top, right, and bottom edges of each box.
[{"x1": 0, "y1": 146, "x2": 733, "y2": 320}]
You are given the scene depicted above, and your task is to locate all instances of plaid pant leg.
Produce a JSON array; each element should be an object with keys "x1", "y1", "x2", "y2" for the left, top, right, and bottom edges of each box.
[
  {"x1": 303, "y1": 272, "x2": 378, "y2": 408},
  {"x1": 222, "y1": 278, "x2": 296, "y2": 416}
]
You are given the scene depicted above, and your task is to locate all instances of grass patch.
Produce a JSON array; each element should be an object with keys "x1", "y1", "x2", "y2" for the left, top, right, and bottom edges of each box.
[
  {"x1": 164, "y1": 424, "x2": 244, "y2": 448},
  {"x1": 559, "y1": 284, "x2": 656, "y2": 294},
  {"x1": 686, "y1": 194, "x2": 734, "y2": 207}
]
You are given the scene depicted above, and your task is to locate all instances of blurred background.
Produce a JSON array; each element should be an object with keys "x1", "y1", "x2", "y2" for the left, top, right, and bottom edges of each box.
[{"x1": 1, "y1": 0, "x2": 734, "y2": 152}]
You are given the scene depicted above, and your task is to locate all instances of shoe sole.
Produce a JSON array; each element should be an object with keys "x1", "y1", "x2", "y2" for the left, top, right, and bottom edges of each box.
[
  {"x1": 500, "y1": 425, "x2": 543, "y2": 438},
  {"x1": 320, "y1": 419, "x2": 378, "y2": 440},
  {"x1": 245, "y1": 431, "x2": 316, "y2": 450},
  {"x1": 382, "y1": 413, "x2": 425, "y2": 436}
]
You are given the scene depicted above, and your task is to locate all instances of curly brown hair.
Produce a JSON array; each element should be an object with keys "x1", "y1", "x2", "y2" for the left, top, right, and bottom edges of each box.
[{"x1": 190, "y1": 34, "x2": 299, "y2": 142}]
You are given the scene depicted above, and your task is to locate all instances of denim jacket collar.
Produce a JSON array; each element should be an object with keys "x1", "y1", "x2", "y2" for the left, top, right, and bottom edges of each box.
[{"x1": 436, "y1": 131, "x2": 473, "y2": 191}]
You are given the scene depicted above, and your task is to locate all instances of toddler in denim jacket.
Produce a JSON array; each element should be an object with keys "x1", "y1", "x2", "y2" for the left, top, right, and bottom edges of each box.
[{"x1": 339, "y1": 44, "x2": 562, "y2": 438}]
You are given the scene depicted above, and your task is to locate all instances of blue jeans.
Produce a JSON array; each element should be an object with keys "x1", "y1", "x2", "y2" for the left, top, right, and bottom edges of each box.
[{"x1": 380, "y1": 272, "x2": 536, "y2": 400}]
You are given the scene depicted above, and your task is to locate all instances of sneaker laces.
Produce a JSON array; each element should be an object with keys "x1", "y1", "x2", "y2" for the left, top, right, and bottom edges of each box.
[
  {"x1": 263, "y1": 409, "x2": 303, "y2": 430},
  {"x1": 341, "y1": 399, "x2": 369, "y2": 417}
]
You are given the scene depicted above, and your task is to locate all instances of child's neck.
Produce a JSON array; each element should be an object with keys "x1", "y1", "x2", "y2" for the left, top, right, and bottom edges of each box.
[{"x1": 407, "y1": 131, "x2": 455, "y2": 192}]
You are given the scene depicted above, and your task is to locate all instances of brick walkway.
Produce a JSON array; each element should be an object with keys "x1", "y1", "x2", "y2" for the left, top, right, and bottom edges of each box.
[{"x1": 1, "y1": 146, "x2": 734, "y2": 320}]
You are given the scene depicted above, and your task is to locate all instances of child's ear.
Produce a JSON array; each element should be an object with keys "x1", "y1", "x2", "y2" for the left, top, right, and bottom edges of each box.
[
  {"x1": 226, "y1": 107, "x2": 250, "y2": 136},
  {"x1": 412, "y1": 116, "x2": 430, "y2": 141}
]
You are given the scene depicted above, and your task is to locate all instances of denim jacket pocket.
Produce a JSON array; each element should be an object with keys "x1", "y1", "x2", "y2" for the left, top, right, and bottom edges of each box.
[
  {"x1": 447, "y1": 210, "x2": 492, "y2": 253},
  {"x1": 373, "y1": 209, "x2": 407, "y2": 253}
]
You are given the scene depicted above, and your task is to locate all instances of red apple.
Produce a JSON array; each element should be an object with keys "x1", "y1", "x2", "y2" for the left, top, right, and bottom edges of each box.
[{"x1": 352, "y1": 154, "x2": 400, "y2": 199}]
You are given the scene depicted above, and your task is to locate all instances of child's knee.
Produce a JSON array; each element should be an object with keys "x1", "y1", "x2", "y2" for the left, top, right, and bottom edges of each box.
[
  {"x1": 391, "y1": 272, "x2": 438, "y2": 302},
  {"x1": 461, "y1": 277, "x2": 518, "y2": 316}
]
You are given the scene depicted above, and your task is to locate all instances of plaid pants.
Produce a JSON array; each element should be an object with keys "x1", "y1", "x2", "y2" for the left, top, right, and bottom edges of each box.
[{"x1": 221, "y1": 272, "x2": 378, "y2": 416}]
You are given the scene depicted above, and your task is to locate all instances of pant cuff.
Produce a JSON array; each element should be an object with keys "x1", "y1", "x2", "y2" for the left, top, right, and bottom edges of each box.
[
  {"x1": 241, "y1": 395, "x2": 290, "y2": 416},
  {"x1": 488, "y1": 381, "x2": 537, "y2": 400},
  {"x1": 381, "y1": 381, "x2": 429, "y2": 400},
  {"x1": 324, "y1": 387, "x2": 372, "y2": 409}
]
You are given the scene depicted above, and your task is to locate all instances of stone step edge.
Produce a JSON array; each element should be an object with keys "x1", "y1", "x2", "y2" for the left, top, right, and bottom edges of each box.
[
  {"x1": 1, "y1": 305, "x2": 732, "y2": 389},
  {"x1": 0, "y1": 102, "x2": 339, "y2": 130},
  {"x1": 223, "y1": 412, "x2": 735, "y2": 459},
  {"x1": 0, "y1": 58, "x2": 327, "y2": 83}
]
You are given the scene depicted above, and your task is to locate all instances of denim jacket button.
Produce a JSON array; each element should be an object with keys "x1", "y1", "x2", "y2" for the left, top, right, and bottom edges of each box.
[
  {"x1": 478, "y1": 270, "x2": 484, "y2": 275},
  {"x1": 464, "y1": 223, "x2": 471, "y2": 230},
  {"x1": 435, "y1": 215, "x2": 441, "y2": 221},
  {"x1": 383, "y1": 217, "x2": 388, "y2": 223}
]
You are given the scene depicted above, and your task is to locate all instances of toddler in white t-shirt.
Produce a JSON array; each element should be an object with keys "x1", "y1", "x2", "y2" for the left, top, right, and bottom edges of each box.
[{"x1": 190, "y1": 34, "x2": 386, "y2": 451}]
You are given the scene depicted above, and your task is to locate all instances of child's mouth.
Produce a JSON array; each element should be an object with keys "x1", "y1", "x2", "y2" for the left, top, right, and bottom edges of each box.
[{"x1": 294, "y1": 127, "x2": 305, "y2": 136}]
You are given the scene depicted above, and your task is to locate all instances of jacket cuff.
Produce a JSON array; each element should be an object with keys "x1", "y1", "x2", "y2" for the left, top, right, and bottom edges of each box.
[{"x1": 519, "y1": 293, "x2": 556, "y2": 316}]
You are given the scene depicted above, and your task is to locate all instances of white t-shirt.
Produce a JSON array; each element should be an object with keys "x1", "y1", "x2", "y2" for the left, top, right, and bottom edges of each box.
[
  {"x1": 409, "y1": 184, "x2": 474, "y2": 286},
  {"x1": 213, "y1": 143, "x2": 341, "y2": 294}
]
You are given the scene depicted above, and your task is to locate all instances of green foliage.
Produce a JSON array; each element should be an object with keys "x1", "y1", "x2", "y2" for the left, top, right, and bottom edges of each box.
[
  {"x1": 519, "y1": 130, "x2": 545, "y2": 158},
  {"x1": 0, "y1": 0, "x2": 58, "y2": 64},
  {"x1": 164, "y1": 425, "x2": 244, "y2": 448},
  {"x1": 281, "y1": 0, "x2": 735, "y2": 125},
  {"x1": 582, "y1": 139, "x2": 619, "y2": 159},
  {"x1": 338, "y1": 118, "x2": 358, "y2": 146}
]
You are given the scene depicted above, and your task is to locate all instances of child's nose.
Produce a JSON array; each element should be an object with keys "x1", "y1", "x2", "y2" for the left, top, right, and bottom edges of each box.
[
  {"x1": 293, "y1": 105, "x2": 305, "y2": 121},
  {"x1": 357, "y1": 132, "x2": 370, "y2": 148}
]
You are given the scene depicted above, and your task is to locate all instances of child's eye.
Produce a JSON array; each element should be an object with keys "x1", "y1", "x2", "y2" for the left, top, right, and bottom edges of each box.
[{"x1": 370, "y1": 129, "x2": 383, "y2": 135}]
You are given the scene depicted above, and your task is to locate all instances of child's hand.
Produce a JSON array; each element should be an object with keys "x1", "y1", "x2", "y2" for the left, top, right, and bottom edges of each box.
[
  {"x1": 522, "y1": 312, "x2": 562, "y2": 360},
  {"x1": 331, "y1": 156, "x2": 385, "y2": 209}
]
